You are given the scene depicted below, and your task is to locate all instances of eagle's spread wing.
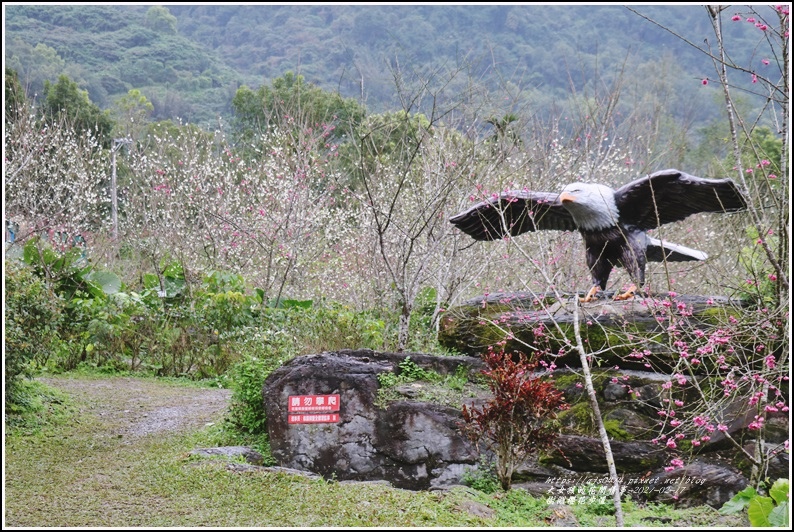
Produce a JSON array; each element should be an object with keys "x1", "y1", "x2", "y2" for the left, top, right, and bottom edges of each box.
[
  {"x1": 614, "y1": 169, "x2": 747, "y2": 230},
  {"x1": 449, "y1": 191, "x2": 577, "y2": 241}
]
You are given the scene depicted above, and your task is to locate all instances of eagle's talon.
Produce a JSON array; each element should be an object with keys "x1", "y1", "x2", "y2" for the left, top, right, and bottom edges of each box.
[
  {"x1": 580, "y1": 286, "x2": 601, "y2": 303},
  {"x1": 614, "y1": 285, "x2": 637, "y2": 301}
]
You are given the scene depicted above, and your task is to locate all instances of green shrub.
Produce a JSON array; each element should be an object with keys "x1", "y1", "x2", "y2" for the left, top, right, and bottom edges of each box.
[
  {"x1": 265, "y1": 302, "x2": 386, "y2": 354},
  {"x1": 4, "y1": 260, "x2": 64, "y2": 406},
  {"x1": 375, "y1": 357, "x2": 478, "y2": 408},
  {"x1": 377, "y1": 356, "x2": 444, "y2": 389},
  {"x1": 226, "y1": 355, "x2": 272, "y2": 435},
  {"x1": 22, "y1": 236, "x2": 121, "y2": 302},
  {"x1": 224, "y1": 332, "x2": 294, "y2": 436},
  {"x1": 720, "y1": 478, "x2": 789, "y2": 527},
  {"x1": 462, "y1": 458, "x2": 501, "y2": 494}
]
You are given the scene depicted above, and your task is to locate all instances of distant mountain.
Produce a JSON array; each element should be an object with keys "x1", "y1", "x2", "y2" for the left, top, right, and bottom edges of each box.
[{"x1": 4, "y1": 4, "x2": 773, "y2": 128}]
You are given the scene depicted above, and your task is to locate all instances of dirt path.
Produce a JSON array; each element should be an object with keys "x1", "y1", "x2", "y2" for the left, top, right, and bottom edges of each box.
[{"x1": 38, "y1": 376, "x2": 232, "y2": 440}]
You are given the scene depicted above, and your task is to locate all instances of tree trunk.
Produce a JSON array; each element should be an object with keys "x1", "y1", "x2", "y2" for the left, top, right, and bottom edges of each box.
[
  {"x1": 397, "y1": 302, "x2": 411, "y2": 352},
  {"x1": 572, "y1": 299, "x2": 625, "y2": 526}
]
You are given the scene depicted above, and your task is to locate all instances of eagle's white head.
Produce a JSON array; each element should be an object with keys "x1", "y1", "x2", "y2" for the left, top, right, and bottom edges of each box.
[{"x1": 558, "y1": 182, "x2": 620, "y2": 231}]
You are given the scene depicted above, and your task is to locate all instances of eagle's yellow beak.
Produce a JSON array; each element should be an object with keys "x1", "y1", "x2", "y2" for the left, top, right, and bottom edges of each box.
[{"x1": 560, "y1": 192, "x2": 576, "y2": 204}]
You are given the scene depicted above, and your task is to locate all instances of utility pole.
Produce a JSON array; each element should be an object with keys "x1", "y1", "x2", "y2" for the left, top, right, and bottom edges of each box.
[{"x1": 111, "y1": 138, "x2": 131, "y2": 240}]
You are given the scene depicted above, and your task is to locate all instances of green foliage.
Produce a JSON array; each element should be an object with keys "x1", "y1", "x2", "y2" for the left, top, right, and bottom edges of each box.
[
  {"x1": 398, "y1": 356, "x2": 442, "y2": 382},
  {"x1": 462, "y1": 458, "x2": 501, "y2": 494},
  {"x1": 376, "y1": 357, "x2": 478, "y2": 408},
  {"x1": 10, "y1": 242, "x2": 395, "y2": 381},
  {"x1": 746, "y1": 126, "x2": 783, "y2": 178},
  {"x1": 409, "y1": 286, "x2": 437, "y2": 335},
  {"x1": 343, "y1": 110, "x2": 433, "y2": 182},
  {"x1": 145, "y1": 5, "x2": 178, "y2": 35},
  {"x1": 577, "y1": 483, "x2": 618, "y2": 516},
  {"x1": 377, "y1": 356, "x2": 444, "y2": 389},
  {"x1": 23, "y1": 237, "x2": 121, "y2": 302},
  {"x1": 232, "y1": 71, "x2": 365, "y2": 148},
  {"x1": 142, "y1": 259, "x2": 187, "y2": 301},
  {"x1": 266, "y1": 303, "x2": 386, "y2": 354},
  {"x1": 720, "y1": 479, "x2": 790, "y2": 527},
  {"x1": 225, "y1": 347, "x2": 288, "y2": 437},
  {"x1": 112, "y1": 88, "x2": 154, "y2": 139},
  {"x1": 197, "y1": 271, "x2": 259, "y2": 328},
  {"x1": 5, "y1": 4, "x2": 776, "y2": 130},
  {"x1": 43, "y1": 73, "x2": 115, "y2": 145},
  {"x1": 738, "y1": 226, "x2": 781, "y2": 306},
  {"x1": 5, "y1": 67, "x2": 26, "y2": 125},
  {"x1": 4, "y1": 260, "x2": 64, "y2": 405}
]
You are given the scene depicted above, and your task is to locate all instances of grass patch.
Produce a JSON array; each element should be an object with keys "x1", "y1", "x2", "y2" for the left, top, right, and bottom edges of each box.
[
  {"x1": 375, "y1": 357, "x2": 487, "y2": 409},
  {"x1": 4, "y1": 379, "x2": 76, "y2": 435}
]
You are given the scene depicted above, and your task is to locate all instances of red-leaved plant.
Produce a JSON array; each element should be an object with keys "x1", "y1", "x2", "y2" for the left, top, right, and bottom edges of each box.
[{"x1": 461, "y1": 350, "x2": 569, "y2": 490}]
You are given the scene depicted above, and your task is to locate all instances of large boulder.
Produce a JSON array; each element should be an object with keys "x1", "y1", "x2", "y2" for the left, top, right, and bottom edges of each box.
[
  {"x1": 540, "y1": 434, "x2": 671, "y2": 473},
  {"x1": 263, "y1": 349, "x2": 480, "y2": 490},
  {"x1": 438, "y1": 292, "x2": 745, "y2": 371},
  {"x1": 644, "y1": 461, "x2": 749, "y2": 508}
]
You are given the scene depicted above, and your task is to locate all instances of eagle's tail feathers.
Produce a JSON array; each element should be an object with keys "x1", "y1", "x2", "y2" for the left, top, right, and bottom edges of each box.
[{"x1": 646, "y1": 237, "x2": 708, "y2": 262}]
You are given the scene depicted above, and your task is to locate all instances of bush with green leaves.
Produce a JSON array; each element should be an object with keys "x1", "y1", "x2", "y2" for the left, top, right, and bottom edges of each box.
[
  {"x1": 264, "y1": 301, "x2": 386, "y2": 355},
  {"x1": 4, "y1": 260, "x2": 64, "y2": 405},
  {"x1": 22, "y1": 236, "x2": 121, "y2": 303},
  {"x1": 720, "y1": 478, "x2": 789, "y2": 527},
  {"x1": 462, "y1": 458, "x2": 501, "y2": 494},
  {"x1": 377, "y1": 356, "x2": 444, "y2": 389},
  {"x1": 222, "y1": 329, "x2": 297, "y2": 461}
]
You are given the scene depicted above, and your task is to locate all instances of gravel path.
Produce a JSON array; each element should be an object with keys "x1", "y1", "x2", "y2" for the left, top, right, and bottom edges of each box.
[{"x1": 38, "y1": 376, "x2": 232, "y2": 440}]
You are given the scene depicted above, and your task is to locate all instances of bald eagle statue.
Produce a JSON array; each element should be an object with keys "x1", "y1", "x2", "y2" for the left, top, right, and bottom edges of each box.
[{"x1": 450, "y1": 169, "x2": 747, "y2": 302}]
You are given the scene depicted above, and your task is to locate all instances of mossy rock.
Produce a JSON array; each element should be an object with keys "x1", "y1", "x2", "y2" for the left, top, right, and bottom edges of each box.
[
  {"x1": 438, "y1": 292, "x2": 749, "y2": 372},
  {"x1": 603, "y1": 418, "x2": 634, "y2": 441},
  {"x1": 603, "y1": 408, "x2": 654, "y2": 441},
  {"x1": 557, "y1": 401, "x2": 597, "y2": 434}
]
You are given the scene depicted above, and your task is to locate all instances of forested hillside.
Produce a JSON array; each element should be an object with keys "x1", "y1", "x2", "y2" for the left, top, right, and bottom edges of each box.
[{"x1": 4, "y1": 4, "x2": 775, "y2": 130}]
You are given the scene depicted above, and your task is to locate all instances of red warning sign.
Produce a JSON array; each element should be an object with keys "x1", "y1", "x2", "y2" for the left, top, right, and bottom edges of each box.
[
  {"x1": 288, "y1": 394, "x2": 340, "y2": 413},
  {"x1": 288, "y1": 413, "x2": 340, "y2": 424},
  {"x1": 287, "y1": 395, "x2": 341, "y2": 423}
]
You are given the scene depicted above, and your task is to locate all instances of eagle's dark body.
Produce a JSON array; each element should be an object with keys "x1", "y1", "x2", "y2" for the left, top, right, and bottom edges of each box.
[{"x1": 450, "y1": 169, "x2": 747, "y2": 301}]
